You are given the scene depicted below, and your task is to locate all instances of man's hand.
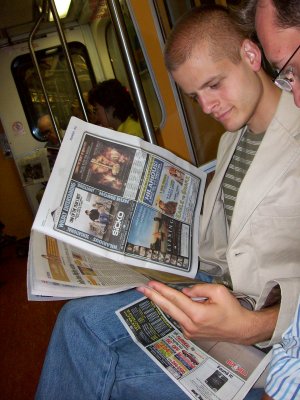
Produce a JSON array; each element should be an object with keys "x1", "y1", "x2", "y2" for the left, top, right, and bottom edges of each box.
[
  {"x1": 137, "y1": 281, "x2": 279, "y2": 345},
  {"x1": 262, "y1": 393, "x2": 273, "y2": 400}
]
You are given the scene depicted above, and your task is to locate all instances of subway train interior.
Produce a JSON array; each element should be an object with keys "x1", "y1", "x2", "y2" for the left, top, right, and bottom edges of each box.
[
  {"x1": 0, "y1": 0, "x2": 240, "y2": 398},
  {"x1": 0, "y1": 0, "x2": 241, "y2": 238}
]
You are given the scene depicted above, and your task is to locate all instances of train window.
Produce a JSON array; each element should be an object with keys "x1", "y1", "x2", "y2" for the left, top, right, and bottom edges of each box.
[
  {"x1": 11, "y1": 41, "x2": 96, "y2": 142},
  {"x1": 153, "y1": 0, "x2": 198, "y2": 39}
]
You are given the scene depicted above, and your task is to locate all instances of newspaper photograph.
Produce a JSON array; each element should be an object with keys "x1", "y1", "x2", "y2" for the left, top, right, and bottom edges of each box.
[
  {"x1": 117, "y1": 297, "x2": 271, "y2": 400},
  {"x1": 126, "y1": 204, "x2": 191, "y2": 273},
  {"x1": 55, "y1": 184, "x2": 136, "y2": 252},
  {"x1": 71, "y1": 134, "x2": 142, "y2": 196}
]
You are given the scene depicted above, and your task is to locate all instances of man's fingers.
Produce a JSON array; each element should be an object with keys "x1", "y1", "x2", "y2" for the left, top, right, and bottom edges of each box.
[{"x1": 137, "y1": 281, "x2": 207, "y2": 328}]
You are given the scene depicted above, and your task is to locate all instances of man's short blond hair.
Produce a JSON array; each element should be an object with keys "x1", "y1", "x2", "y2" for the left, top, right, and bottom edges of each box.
[{"x1": 164, "y1": 5, "x2": 247, "y2": 72}]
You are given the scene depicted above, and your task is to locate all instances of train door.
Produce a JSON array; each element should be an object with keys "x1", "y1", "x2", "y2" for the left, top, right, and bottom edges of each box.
[{"x1": 0, "y1": 25, "x2": 103, "y2": 216}]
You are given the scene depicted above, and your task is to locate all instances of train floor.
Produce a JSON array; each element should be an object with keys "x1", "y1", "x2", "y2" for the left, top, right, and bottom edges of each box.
[{"x1": 0, "y1": 241, "x2": 65, "y2": 400}]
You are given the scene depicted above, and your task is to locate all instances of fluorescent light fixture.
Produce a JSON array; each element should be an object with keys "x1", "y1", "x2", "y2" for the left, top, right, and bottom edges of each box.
[{"x1": 49, "y1": 0, "x2": 72, "y2": 20}]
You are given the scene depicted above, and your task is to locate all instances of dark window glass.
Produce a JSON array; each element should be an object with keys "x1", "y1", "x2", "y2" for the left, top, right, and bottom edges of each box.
[{"x1": 11, "y1": 41, "x2": 96, "y2": 142}]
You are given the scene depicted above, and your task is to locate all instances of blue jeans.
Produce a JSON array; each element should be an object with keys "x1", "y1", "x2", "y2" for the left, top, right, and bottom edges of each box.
[{"x1": 36, "y1": 289, "x2": 264, "y2": 400}]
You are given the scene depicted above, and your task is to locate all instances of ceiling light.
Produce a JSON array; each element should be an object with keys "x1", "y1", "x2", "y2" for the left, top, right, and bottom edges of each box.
[{"x1": 49, "y1": 0, "x2": 72, "y2": 20}]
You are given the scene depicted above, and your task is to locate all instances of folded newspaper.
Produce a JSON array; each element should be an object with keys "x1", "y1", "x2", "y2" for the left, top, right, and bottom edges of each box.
[
  {"x1": 27, "y1": 117, "x2": 215, "y2": 300},
  {"x1": 117, "y1": 297, "x2": 271, "y2": 400}
]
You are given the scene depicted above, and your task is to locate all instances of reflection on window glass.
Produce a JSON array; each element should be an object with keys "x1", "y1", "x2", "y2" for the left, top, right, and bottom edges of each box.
[
  {"x1": 106, "y1": 1, "x2": 163, "y2": 130},
  {"x1": 163, "y1": 0, "x2": 196, "y2": 29},
  {"x1": 11, "y1": 42, "x2": 96, "y2": 142}
]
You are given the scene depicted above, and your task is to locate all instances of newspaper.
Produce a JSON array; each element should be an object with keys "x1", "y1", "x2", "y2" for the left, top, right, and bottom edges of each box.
[
  {"x1": 117, "y1": 297, "x2": 271, "y2": 400},
  {"x1": 28, "y1": 117, "x2": 209, "y2": 300}
]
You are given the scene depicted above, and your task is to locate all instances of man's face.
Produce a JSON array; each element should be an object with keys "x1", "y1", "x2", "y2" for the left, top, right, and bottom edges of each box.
[
  {"x1": 171, "y1": 42, "x2": 262, "y2": 132},
  {"x1": 94, "y1": 104, "x2": 110, "y2": 127},
  {"x1": 255, "y1": 0, "x2": 300, "y2": 106},
  {"x1": 38, "y1": 117, "x2": 59, "y2": 145},
  {"x1": 47, "y1": 124, "x2": 59, "y2": 146}
]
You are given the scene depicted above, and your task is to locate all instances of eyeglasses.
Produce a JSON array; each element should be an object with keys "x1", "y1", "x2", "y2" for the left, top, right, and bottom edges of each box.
[
  {"x1": 273, "y1": 44, "x2": 300, "y2": 92},
  {"x1": 40, "y1": 129, "x2": 52, "y2": 135}
]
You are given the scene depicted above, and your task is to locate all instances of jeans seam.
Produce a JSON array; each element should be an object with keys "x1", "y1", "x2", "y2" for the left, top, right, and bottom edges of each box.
[
  {"x1": 99, "y1": 348, "x2": 116, "y2": 400},
  {"x1": 83, "y1": 315, "x2": 130, "y2": 347},
  {"x1": 81, "y1": 315, "x2": 118, "y2": 400},
  {"x1": 115, "y1": 371, "x2": 166, "y2": 383}
]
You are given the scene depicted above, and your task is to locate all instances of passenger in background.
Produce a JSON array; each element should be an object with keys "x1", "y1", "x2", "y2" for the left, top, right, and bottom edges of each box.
[
  {"x1": 88, "y1": 79, "x2": 144, "y2": 138},
  {"x1": 35, "y1": 114, "x2": 61, "y2": 204},
  {"x1": 37, "y1": 114, "x2": 63, "y2": 170},
  {"x1": 37, "y1": 114, "x2": 60, "y2": 147},
  {"x1": 71, "y1": 92, "x2": 97, "y2": 124}
]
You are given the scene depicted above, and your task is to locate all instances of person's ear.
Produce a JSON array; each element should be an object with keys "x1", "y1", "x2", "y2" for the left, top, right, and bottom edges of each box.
[
  {"x1": 241, "y1": 39, "x2": 262, "y2": 72},
  {"x1": 106, "y1": 106, "x2": 116, "y2": 120}
]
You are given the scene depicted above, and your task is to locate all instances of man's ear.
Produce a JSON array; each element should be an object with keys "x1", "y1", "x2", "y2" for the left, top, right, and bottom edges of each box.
[
  {"x1": 106, "y1": 106, "x2": 116, "y2": 120},
  {"x1": 241, "y1": 39, "x2": 262, "y2": 71}
]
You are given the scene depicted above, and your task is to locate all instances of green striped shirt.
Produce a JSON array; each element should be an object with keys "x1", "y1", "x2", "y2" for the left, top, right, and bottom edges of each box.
[{"x1": 223, "y1": 128, "x2": 265, "y2": 226}]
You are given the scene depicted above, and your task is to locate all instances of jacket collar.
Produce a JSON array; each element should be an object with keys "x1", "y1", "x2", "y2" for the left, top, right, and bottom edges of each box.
[{"x1": 201, "y1": 91, "x2": 300, "y2": 243}]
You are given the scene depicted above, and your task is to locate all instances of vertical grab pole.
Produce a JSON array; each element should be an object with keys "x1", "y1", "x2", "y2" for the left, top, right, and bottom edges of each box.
[
  {"x1": 48, "y1": 0, "x2": 88, "y2": 122},
  {"x1": 29, "y1": 1, "x2": 62, "y2": 143},
  {"x1": 107, "y1": 0, "x2": 157, "y2": 144}
]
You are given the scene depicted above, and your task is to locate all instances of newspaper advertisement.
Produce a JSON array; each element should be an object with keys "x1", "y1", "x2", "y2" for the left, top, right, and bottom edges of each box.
[
  {"x1": 117, "y1": 297, "x2": 271, "y2": 400},
  {"x1": 28, "y1": 231, "x2": 149, "y2": 300},
  {"x1": 35, "y1": 117, "x2": 207, "y2": 278}
]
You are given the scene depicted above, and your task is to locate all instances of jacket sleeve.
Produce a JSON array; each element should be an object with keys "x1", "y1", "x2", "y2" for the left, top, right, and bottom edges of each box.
[{"x1": 256, "y1": 278, "x2": 300, "y2": 346}]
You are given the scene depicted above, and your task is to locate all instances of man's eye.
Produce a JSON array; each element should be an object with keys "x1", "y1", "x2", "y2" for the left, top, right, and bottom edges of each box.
[
  {"x1": 189, "y1": 95, "x2": 198, "y2": 103},
  {"x1": 209, "y1": 82, "x2": 220, "y2": 89}
]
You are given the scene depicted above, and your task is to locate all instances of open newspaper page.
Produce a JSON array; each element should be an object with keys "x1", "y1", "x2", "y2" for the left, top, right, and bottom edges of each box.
[
  {"x1": 28, "y1": 117, "x2": 207, "y2": 299},
  {"x1": 116, "y1": 297, "x2": 271, "y2": 400},
  {"x1": 27, "y1": 231, "x2": 150, "y2": 300}
]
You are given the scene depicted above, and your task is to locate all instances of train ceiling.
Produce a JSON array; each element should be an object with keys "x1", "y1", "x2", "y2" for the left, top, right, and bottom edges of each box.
[
  {"x1": 0, "y1": 0, "x2": 242, "y2": 46},
  {"x1": 0, "y1": 0, "x2": 106, "y2": 45},
  {"x1": 0, "y1": 0, "x2": 35, "y2": 31}
]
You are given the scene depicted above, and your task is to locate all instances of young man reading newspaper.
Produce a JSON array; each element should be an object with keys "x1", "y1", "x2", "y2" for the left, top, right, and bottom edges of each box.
[{"x1": 36, "y1": 5, "x2": 300, "y2": 400}]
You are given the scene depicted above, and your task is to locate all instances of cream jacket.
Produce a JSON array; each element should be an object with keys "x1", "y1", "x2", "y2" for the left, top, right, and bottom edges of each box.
[{"x1": 199, "y1": 91, "x2": 300, "y2": 346}]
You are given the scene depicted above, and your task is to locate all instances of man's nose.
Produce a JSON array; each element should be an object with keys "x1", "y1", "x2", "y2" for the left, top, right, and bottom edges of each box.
[{"x1": 197, "y1": 93, "x2": 218, "y2": 114}]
